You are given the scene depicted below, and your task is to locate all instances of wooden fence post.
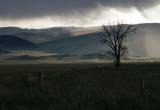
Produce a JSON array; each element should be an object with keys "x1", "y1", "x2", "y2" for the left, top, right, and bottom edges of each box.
[
  {"x1": 140, "y1": 77, "x2": 145, "y2": 96},
  {"x1": 38, "y1": 72, "x2": 44, "y2": 92}
]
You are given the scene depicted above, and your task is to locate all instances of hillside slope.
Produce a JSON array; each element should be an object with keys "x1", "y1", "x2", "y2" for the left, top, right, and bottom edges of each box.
[{"x1": 0, "y1": 35, "x2": 38, "y2": 50}]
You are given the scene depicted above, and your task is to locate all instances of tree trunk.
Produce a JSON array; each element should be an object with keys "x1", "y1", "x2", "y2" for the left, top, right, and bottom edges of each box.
[{"x1": 115, "y1": 57, "x2": 121, "y2": 69}]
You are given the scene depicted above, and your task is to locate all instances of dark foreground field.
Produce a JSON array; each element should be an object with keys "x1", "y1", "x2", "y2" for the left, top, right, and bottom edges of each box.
[{"x1": 0, "y1": 62, "x2": 160, "y2": 110}]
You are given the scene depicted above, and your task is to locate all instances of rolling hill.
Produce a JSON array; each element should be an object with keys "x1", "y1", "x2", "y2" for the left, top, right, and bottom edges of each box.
[
  {"x1": 0, "y1": 23, "x2": 160, "y2": 58},
  {"x1": 39, "y1": 23, "x2": 160, "y2": 57},
  {"x1": 0, "y1": 35, "x2": 38, "y2": 50},
  {"x1": 40, "y1": 32, "x2": 105, "y2": 55},
  {"x1": 0, "y1": 27, "x2": 96, "y2": 44}
]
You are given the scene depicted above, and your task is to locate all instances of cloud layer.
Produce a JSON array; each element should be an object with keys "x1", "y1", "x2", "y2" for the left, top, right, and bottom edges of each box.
[{"x1": 0, "y1": 0, "x2": 159, "y2": 19}]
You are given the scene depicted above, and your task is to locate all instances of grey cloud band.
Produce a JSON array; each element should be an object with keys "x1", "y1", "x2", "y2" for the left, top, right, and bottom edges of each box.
[{"x1": 0, "y1": 0, "x2": 158, "y2": 19}]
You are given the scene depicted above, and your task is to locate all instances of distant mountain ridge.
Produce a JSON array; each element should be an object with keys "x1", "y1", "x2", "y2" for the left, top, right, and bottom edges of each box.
[
  {"x1": 38, "y1": 23, "x2": 160, "y2": 57},
  {"x1": 40, "y1": 32, "x2": 104, "y2": 54},
  {"x1": 0, "y1": 23, "x2": 160, "y2": 57},
  {"x1": 0, "y1": 26, "x2": 97, "y2": 44}
]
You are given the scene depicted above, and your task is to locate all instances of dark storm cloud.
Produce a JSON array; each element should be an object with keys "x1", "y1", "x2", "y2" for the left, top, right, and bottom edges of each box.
[{"x1": 0, "y1": 0, "x2": 159, "y2": 19}]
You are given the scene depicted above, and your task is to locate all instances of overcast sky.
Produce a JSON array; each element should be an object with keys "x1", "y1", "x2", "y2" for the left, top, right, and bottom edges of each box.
[{"x1": 0, "y1": 0, "x2": 159, "y2": 28}]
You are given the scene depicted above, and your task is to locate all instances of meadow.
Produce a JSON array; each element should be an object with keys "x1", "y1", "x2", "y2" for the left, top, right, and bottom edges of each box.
[{"x1": 0, "y1": 62, "x2": 159, "y2": 110}]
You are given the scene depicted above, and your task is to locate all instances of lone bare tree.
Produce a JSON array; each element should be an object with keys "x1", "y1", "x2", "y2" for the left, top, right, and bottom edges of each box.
[{"x1": 99, "y1": 23, "x2": 136, "y2": 69}]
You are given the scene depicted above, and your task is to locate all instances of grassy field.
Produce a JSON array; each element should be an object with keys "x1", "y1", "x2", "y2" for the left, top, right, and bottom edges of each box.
[{"x1": 0, "y1": 62, "x2": 160, "y2": 110}]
